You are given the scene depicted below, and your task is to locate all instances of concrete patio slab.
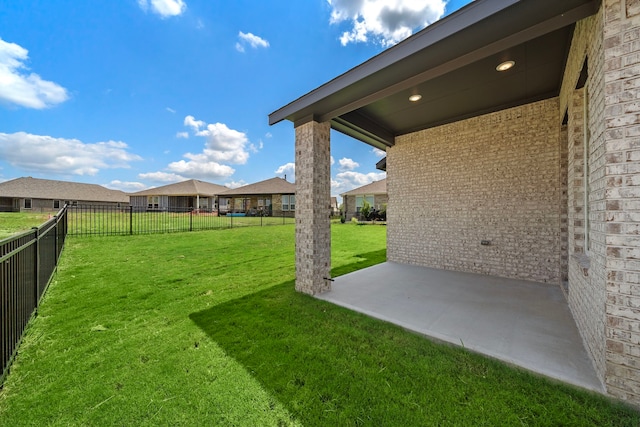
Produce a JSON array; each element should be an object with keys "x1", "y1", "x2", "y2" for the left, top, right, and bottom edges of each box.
[{"x1": 316, "y1": 262, "x2": 604, "y2": 393}]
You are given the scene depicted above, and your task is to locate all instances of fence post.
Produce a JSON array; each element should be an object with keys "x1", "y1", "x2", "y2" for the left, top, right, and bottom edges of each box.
[
  {"x1": 129, "y1": 205, "x2": 133, "y2": 235},
  {"x1": 53, "y1": 215, "x2": 58, "y2": 264},
  {"x1": 190, "y1": 208, "x2": 193, "y2": 232},
  {"x1": 32, "y1": 227, "x2": 40, "y2": 309}
]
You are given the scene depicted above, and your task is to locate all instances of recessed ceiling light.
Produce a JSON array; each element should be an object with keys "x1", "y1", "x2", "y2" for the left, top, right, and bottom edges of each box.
[
  {"x1": 496, "y1": 60, "x2": 515, "y2": 72},
  {"x1": 409, "y1": 94, "x2": 422, "y2": 102}
]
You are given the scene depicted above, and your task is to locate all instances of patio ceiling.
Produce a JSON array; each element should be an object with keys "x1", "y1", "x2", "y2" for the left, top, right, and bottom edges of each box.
[{"x1": 268, "y1": 0, "x2": 600, "y2": 150}]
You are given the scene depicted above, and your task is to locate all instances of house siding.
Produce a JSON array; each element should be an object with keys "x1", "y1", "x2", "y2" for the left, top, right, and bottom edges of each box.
[{"x1": 387, "y1": 98, "x2": 562, "y2": 284}]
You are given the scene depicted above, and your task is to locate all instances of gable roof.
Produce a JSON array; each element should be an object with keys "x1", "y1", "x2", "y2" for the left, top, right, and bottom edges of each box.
[
  {"x1": 130, "y1": 179, "x2": 228, "y2": 197},
  {"x1": 269, "y1": 0, "x2": 599, "y2": 150},
  {"x1": 0, "y1": 177, "x2": 129, "y2": 203},
  {"x1": 218, "y1": 177, "x2": 295, "y2": 196},
  {"x1": 341, "y1": 179, "x2": 387, "y2": 197}
]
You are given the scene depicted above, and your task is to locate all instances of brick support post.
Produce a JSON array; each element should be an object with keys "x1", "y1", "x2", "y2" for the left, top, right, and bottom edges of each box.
[{"x1": 294, "y1": 120, "x2": 331, "y2": 295}]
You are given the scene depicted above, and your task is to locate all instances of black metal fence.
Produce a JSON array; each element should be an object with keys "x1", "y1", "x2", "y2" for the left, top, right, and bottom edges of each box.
[
  {"x1": 68, "y1": 205, "x2": 295, "y2": 236},
  {"x1": 1, "y1": 206, "x2": 67, "y2": 383}
]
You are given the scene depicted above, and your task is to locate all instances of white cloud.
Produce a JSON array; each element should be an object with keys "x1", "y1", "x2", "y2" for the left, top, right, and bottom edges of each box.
[
  {"x1": 236, "y1": 32, "x2": 270, "y2": 52},
  {"x1": 224, "y1": 180, "x2": 246, "y2": 189},
  {"x1": 138, "y1": 0, "x2": 186, "y2": 18},
  {"x1": 189, "y1": 120, "x2": 250, "y2": 164},
  {"x1": 338, "y1": 157, "x2": 359, "y2": 171},
  {"x1": 328, "y1": 0, "x2": 446, "y2": 46},
  {"x1": 275, "y1": 162, "x2": 295, "y2": 182},
  {"x1": 332, "y1": 170, "x2": 386, "y2": 195},
  {"x1": 0, "y1": 38, "x2": 69, "y2": 109},
  {"x1": 166, "y1": 159, "x2": 235, "y2": 179},
  {"x1": 372, "y1": 147, "x2": 386, "y2": 157},
  {"x1": 138, "y1": 171, "x2": 185, "y2": 183},
  {"x1": 330, "y1": 156, "x2": 335, "y2": 165},
  {"x1": 106, "y1": 180, "x2": 148, "y2": 192},
  {"x1": 166, "y1": 107, "x2": 176, "y2": 113},
  {"x1": 184, "y1": 115, "x2": 204, "y2": 131},
  {"x1": 143, "y1": 116, "x2": 249, "y2": 182},
  {"x1": 0, "y1": 132, "x2": 142, "y2": 176}
]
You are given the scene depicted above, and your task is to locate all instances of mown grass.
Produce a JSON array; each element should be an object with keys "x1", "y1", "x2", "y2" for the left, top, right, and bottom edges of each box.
[
  {"x1": 0, "y1": 212, "x2": 52, "y2": 240},
  {"x1": 0, "y1": 224, "x2": 637, "y2": 426}
]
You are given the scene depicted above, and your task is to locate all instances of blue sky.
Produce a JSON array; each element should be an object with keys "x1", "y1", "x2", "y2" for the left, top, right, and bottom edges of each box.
[{"x1": 0, "y1": 0, "x2": 471, "y2": 198}]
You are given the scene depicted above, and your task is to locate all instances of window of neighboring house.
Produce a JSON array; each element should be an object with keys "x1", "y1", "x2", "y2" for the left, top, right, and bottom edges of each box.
[
  {"x1": 53, "y1": 200, "x2": 60, "y2": 209},
  {"x1": 24, "y1": 198, "x2": 32, "y2": 209},
  {"x1": 282, "y1": 195, "x2": 295, "y2": 211},
  {"x1": 147, "y1": 196, "x2": 159, "y2": 209},
  {"x1": 355, "y1": 195, "x2": 375, "y2": 212},
  {"x1": 584, "y1": 84, "x2": 591, "y2": 254}
]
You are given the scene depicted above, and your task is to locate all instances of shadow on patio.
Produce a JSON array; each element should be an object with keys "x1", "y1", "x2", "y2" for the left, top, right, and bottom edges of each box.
[{"x1": 317, "y1": 262, "x2": 604, "y2": 393}]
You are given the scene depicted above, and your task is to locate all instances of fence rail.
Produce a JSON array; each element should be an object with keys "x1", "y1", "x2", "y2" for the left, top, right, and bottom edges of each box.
[
  {"x1": 1, "y1": 206, "x2": 67, "y2": 383},
  {"x1": 68, "y1": 205, "x2": 295, "y2": 236}
]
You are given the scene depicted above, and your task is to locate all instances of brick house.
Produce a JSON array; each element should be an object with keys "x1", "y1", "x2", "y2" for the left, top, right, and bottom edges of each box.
[
  {"x1": 269, "y1": 0, "x2": 640, "y2": 404},
  {"x1": 0, "y1": 177, "x2": 129, "y2": 212},
  {"x1": 217, "y1": 177, "x2": 296, "y2": 217},
  {"x1": 341, "y1": 179, "x2": 387, "y2": 220},
  {"x1": 129, "y1": 179, "x2": 227, "y2": 212}
]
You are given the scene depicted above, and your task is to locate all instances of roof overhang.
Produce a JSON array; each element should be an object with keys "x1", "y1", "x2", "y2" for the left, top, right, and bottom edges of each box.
[{"x1": 268, "y1": 0, "x2": 600, "y2": 151}]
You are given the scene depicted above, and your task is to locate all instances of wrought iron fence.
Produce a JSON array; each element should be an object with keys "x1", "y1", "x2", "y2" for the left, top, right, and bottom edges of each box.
[
  {"x1": 1, "y1": 206, "x2": 67, "y2": 383},
  {"x1": 68, "y1": 205, "x2": 295, "y2": 236}
]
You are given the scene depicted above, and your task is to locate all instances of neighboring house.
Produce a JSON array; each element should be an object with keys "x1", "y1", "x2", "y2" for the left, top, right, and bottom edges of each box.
[
  {"x1": 341, "y1": 179, "x2": 387, "y2": 220},
  {"x1": 218, "y1": 177, "x2": 295, "y2": 217},
  {"x1": 269, "y1": 0, "x2": 640, "y2": 404},
  {"x1": 129, "y1": 179, "x2": 227, "y2": 212},
  {"x1": 0, "y1": 177, "x2": 129, "y2": 212},
  {"x1": 330, "y1": 196, "x2": 339, "y2": 216}
]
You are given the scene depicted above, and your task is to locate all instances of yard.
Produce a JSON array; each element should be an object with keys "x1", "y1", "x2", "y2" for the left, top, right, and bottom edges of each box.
[
  {"x1": 0, "y1": 212, "x2": 53, "y2": 239},
  {"x1": 0, "y1": 224, "x2": 637, "y2": 426}
]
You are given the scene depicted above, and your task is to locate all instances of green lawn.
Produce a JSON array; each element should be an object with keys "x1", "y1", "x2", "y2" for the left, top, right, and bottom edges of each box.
[
  {"x1": 0, "y1": 224, "x2": 637, "y2": 426},
  {"x1": 0, "y1": 212, "x2": 53, "y2": 240}
]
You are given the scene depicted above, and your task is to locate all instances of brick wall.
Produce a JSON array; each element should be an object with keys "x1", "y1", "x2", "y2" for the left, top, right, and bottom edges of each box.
[
  {"x1": 387, "y1": 98, "x2": 562, "y2": 284},
  {"x1": 600, "y1": 0, "x2": 640, "y2": 402}
]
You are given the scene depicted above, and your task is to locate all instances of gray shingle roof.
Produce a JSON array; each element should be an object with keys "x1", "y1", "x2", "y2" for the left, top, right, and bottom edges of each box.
[
  {"x1": 340, "y1": 178, "x2": 386, "y2": 197},
  {"x1": 218, "y1": 177, "x2": 295, "y2": 196},
  {"x1": 0, "y1": 177, "x2": 129, "y2": 203},
  {"x1": 130, "y1": 179, "x2": 228, "y2": 197}
]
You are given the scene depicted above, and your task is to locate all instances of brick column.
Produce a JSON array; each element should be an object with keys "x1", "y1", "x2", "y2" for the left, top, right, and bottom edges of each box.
[
  {"x1": 295, "y1": 120, "x2": 331, "y2": 295},
  {"x1": 603, "y1": 0, "x2": 640, "y2": 402}
]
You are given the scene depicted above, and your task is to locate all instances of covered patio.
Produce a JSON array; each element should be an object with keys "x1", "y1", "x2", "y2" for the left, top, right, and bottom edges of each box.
[
  {"x1": 317, "y1": 262, "x2": 604, "y2": 394},
  {"x1": 270, "y1": 0, "x2": 640, "y2": 404}
]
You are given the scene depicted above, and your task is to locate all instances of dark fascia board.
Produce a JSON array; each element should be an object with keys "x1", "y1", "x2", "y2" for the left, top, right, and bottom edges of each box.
[
  {"x1": 268, "y1": 0, "x2": 599, "y2": 128},
  {"x1": 376, "y1": 157, "x2": 387, "y2": 172},
  {"x1": 331, "y1": 111, "x2": 395, "y2": 146}
]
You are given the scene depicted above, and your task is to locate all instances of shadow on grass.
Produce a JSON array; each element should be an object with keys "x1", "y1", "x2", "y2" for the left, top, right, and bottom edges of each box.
[
  {"x1": 331, "y1": 249, "x2": 386, "y2": 279},
  {"x1": 190, "y1": 257, "x2": 640, "y2": 426}
]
